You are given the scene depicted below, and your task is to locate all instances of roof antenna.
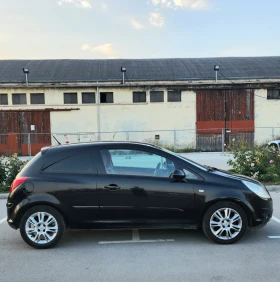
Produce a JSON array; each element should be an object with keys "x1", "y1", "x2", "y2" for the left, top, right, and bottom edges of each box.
[{"x1": 52, "y1": 134, "x2": 61, "y2": 145}]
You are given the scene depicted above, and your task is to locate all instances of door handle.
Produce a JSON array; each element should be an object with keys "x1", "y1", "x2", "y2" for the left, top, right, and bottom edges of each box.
[{"x1": 104, "y1": 184, "x2": 121, "y2": 191}]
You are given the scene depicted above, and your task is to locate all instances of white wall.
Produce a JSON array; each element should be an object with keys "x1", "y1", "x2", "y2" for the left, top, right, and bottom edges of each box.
[
  {"x1": 0, "y1": 87, "x2": 196, "y2": 147},
  {"x1": 254, "y1": 89, "x2": 280, "y2": 144}
]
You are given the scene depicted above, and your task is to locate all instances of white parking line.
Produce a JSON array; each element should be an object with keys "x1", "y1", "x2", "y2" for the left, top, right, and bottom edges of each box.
[
  {"x1": 0, "y1": 217, "x2": 7, "y2": 225},
  {"x1": 98, "y1": 239, "x2": 175, "y2": 244},
  {"x1": 98, "y1": 228, "x2": 175, "y2": 244},
  {"x1": 268, "y1": 216, "x2": 280, "y2": 239},
  {"x1": 272, "y1": 216, "x2": 280, "y2": 224}
]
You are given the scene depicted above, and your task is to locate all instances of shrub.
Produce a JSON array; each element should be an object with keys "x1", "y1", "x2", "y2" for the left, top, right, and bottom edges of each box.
[
  {"x1": 227, "y1": 144, "x2": 280, "y2": 183},
  {"x1": 0, "y1": 154, "x2": 28, "y2": 193}
]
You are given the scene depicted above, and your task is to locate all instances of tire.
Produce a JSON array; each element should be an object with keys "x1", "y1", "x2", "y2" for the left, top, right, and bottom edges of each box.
[
  {"x1": 19, "y1": 205, "x2": 65, "y2": 249},
  {"x1": 202, "y1": 201, "x2": 248, "y2": 244}
]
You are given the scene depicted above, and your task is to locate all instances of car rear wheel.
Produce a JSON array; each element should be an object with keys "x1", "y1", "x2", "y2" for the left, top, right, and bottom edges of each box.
[
  {"x1": 202, "y1": 201, "x2": 248, "y2": 244},
  {"x1": 20, "y1": 205, "x2": 65, "y2": 249}
]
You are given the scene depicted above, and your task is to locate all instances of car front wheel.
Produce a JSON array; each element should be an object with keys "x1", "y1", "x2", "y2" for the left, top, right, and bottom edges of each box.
[
  {"x1": 20, "y1": 205, "x2": 65, "y2": 249},
  {"x1": 202, "y1": 201, "x2": 248, "y2": 244}
]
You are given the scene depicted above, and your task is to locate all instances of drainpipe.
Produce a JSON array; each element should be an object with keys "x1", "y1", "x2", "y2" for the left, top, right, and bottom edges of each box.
[{"x1": 97, "y1": 84, "x2": 101, "y2": 141}]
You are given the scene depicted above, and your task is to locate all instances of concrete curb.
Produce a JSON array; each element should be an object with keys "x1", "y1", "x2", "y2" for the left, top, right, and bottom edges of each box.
[
  {"x1": 0, "y1": 193, "x2": 8, "y2": 199},
  {"x1": 0, "y1": 185, "x2": 279, "y2": 200},
  {"x1": 266, "y1": 186, "x2": 280, "y2": 192}
]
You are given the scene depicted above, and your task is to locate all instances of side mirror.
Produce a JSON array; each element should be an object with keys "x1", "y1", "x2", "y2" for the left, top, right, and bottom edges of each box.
[{"x1": 172, "y1": 169, "x2": 185, "y2": 180}]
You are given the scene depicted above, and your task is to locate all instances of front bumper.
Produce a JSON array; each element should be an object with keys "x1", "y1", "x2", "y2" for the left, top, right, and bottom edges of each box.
[
  {"x1": 251, "y1": 198, "x2": 273, "y2": 229},
  {"x1": 251, "y1": 207, "x2": 273, "y2": 229}
]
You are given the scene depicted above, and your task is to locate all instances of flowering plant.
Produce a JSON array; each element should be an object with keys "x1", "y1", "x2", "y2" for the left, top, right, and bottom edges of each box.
[{"x1": 227, "y1": 144, "x2": 280, "y2": 183}]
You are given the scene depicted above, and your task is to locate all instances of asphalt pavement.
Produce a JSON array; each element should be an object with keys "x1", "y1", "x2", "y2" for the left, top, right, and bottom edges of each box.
[{"x1": 0, "y1": 193, "x2": 280, "y2": 282}]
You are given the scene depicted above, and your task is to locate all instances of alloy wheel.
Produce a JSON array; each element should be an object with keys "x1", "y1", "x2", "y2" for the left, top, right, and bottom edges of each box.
[
  {"x1": 209, "y1": 208, "x2": 242, "y2": 240},
  {"x1": 25, "y1": 212, "x2": 58, "y2": 244}
]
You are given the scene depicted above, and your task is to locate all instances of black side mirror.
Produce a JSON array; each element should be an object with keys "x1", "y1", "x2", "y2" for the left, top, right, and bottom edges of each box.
[{"x1": 172, "y1": 169, "x2": 185, "y2": 180}]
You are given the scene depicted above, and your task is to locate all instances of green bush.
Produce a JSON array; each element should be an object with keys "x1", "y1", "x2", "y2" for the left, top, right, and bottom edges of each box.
[
  {"x1": 0, "y1": 154, "x2": 28, "y2": 193},
  {"x1": 227, "y1": 144, "x2": 280, "y2": 183}
]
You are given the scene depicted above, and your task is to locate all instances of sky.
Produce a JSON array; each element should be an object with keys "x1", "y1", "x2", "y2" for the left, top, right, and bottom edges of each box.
[{"x1": 0, "y1": 0, "x2": 280, "y2": 59}]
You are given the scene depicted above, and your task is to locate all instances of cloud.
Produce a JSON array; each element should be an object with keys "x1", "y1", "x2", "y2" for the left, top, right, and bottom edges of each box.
[
  {"x1": 58, "y1": 0, "x2": 92, "y2": 8},
  {"x1": 81, "y1": 1, "x2": 91, "y2": 8},
  {"x1": 151, "y1": 0, "x2": 208, "y2": 9},
  {"x1": 149, "y1": 12, "x2": 165, "y2": 27},
  {"x1": 130, "y1": 19, "x2": 145, "y2": 30},
  {"x1": 81, "y1": 43, "x2": 117, "y2": 58}
]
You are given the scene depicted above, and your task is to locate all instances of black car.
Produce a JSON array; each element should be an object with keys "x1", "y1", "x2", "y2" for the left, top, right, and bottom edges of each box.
[{"x1": 6, "y1": 142, "x2": 273, "y2": 249}]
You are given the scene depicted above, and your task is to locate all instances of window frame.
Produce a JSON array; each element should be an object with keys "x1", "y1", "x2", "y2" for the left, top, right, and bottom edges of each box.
[
  {"x1": 100, "y1": 92, "x2": 114, "y2": 104},
  {"x1": 167, "y1": 90, "x2": 181, "y2": 102},
  {"x1": 133, "y1": 91, "x2": 147, "y2": 103},
  {"x1": 12, "y1": 93, "x2": 27, "y2": 105},
  {"x1": 0, "y1": 93, "x2": 8, "y2": 105},
  {"x1": 64, "y1": 93, "x2": 78, "y2": 104},
  {"x1": 150, "y1": 91, "x2": 164, "y2": 103},
  {"x1": 267, "y1": 89, "x2": 280, "y2": 100},
  {"x1": 30, "y1": 93, "x2": 45, "y2": 105},
  {"x1": 82, "y1": 92, "x2": 96, "y2": 104}
]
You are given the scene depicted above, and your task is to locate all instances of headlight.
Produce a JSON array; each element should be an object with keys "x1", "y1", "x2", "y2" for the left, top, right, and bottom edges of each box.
[{"x1": 242, "y1": 180, "x2": 271, "y2": 199}]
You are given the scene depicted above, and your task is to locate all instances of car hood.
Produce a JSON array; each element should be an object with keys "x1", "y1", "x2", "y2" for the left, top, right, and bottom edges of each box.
[{"x1": 212, "y1": 168, "x2": 261, "y2": 184}]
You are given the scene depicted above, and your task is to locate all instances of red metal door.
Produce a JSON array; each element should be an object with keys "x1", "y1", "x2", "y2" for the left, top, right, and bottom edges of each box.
[
  {"x1": 0, "y1": 111, "x2": 51, "y2": 155},
  {"x1": 196, "y1": 89, "x2": 255, "y2": 151}
]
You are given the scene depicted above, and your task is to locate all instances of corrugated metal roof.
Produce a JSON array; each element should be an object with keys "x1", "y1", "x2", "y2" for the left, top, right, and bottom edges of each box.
[{"x1": 0, "y1": 57, "x2": 280, "y2": 83}]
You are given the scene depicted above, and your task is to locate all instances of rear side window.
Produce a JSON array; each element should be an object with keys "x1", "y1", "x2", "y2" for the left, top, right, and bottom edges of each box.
[{"x1": 44, "y1": 153, "x2": 94, "y2": 174}]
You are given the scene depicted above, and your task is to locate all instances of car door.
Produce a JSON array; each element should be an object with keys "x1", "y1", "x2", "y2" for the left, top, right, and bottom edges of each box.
[{"x1": 96, "y1": 145, "x2": 196, "y2": 228}]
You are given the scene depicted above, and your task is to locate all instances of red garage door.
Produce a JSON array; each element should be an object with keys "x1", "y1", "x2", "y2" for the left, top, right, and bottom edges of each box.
[
  {"x1": 196, "y1": 89, "x2": 254, "y2": 151},
  {"x1": 0, "y1": 110, "x2": 51, "y2": 156}
]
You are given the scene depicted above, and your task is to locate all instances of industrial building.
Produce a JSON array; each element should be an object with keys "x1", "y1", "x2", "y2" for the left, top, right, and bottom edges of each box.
[{"x1": 0, "y1": 57, "x2": 280, "y2": 155}]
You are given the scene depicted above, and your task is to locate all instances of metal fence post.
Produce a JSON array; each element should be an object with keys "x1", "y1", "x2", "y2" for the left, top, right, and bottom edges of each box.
[
  {"x1": 221, "y1": 128, "x2": 225, "y2": 153},
  {"x1": 174, "y1": 130, "x2": 177, "y2": 153},
  {"x1": 272, "y1": 127, "x2": 275, "y2": 140},
  {"x1": 28, "y1": 133, "x2": 31, "y2": 157}
]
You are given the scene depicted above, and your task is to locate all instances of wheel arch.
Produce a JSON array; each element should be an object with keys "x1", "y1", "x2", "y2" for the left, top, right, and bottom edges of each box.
[
  {"x1": 13, "y1": 201, "x2": 69, "y2": 229},
  {"x1": 200, "y1": 198, "x2": 253, "y2": 228}
]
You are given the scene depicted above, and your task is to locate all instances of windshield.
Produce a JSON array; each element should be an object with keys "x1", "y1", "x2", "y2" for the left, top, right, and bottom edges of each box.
[{"x1": 158, "y1": 147, "x2": 208, "y2": 171}]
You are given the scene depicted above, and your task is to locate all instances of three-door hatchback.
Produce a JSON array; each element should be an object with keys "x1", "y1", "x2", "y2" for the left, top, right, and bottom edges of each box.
[{"x1": 6, "y1": 142, "x2": 273, "y2": 248}]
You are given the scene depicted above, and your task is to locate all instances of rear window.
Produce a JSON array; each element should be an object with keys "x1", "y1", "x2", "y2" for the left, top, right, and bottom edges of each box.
[
  {"x1": 43, "y1": 153, "x2": 94, "y2": 174},
  {"x1": 17, "y1": 152, "x2": 42, "y2": 176}
]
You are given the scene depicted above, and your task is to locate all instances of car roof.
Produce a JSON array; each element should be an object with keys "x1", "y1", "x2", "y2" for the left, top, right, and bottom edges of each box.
[
  {"x1": 268, "y1": 140, "x2": 280, "y2": 144},
  {"x1": 46, "y1": 141, "x2": 161, "y2": 151}
]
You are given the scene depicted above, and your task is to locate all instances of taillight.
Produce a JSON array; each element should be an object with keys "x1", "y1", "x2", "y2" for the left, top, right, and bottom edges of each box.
[{"x1": 10, "y1": 177, "x2": 29, "y2": 193}]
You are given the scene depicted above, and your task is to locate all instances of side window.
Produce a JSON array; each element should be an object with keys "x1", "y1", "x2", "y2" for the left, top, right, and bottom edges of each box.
[
  {"x1": 100, "y1": 149, "x2": 175, "y2": 178},
  {"x1": 44, "y1": 153, "x2": 94, "y2": 174},
  {"x1": 183, "y1": 168, "x2": 200, "y2": 180}
]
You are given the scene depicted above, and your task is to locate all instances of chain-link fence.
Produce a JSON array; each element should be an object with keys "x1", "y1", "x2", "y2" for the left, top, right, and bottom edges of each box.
[{"x1": 0, "y1": 127, "x2": 279, "y2": 156}]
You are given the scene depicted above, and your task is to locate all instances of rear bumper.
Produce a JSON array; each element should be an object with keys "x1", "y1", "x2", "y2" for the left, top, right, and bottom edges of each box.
[{"x1": 7, "y1": 202, "x2": 18, "y2": 229}]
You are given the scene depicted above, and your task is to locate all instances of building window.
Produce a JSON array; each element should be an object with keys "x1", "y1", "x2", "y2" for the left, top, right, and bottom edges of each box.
[
  {"x1": 12, "y1": 93, "x2": 27, "y2": 105},
  {"x1": 150, "y1": 91, "x2": 164, "y2": 102},
  {"x1": 31, "y1": 93, "x2": 45, "y2": 104},
  {"x1": 0, "y1": 94, "x2": 8, "y2": 105},
  {"x1": 267, "y1": 89, "x2": 280, "y2": 99},
  {"x1": 100, "y1": 92, "x2": 113, "y2": 103},
  {"x1": 82, "y1": 92, "x2": 96, "y2": 104},
  {"x1": 168, "y1": 90, "x2": 181, "y2": 102},
  {"x1": 133, "y1": 91, "x2": 146, "y2": 103},
  {"x1": 64, "y1": 93, "x2": 78, "y2": 104}
]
